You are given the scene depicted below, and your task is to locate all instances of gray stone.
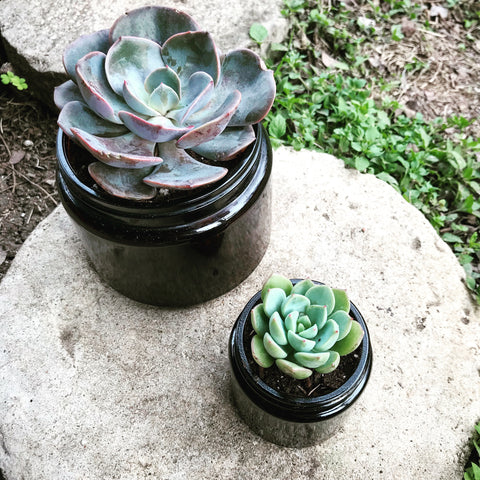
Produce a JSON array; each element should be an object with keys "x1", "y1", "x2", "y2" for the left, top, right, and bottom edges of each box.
[
  {"x1": 0, "y1": 0, "x2": 288, "y2": 106},
  {"x1": 1, "y1": 147, "x2": 479, "y2": 479}
]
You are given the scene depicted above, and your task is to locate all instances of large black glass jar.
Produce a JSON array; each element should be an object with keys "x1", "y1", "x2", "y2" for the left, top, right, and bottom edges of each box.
[{"x1": 56, "y1": 124, "x2": 272, "y2": 306}]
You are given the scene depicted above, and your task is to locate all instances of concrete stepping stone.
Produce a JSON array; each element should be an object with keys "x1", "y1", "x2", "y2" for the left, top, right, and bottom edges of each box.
[
  {"x1": 0, "y1": 147, "x2": 479, "y2": 479},
  {"x1": 0, "y1": 0, "x2": 288, "y2": 106}
]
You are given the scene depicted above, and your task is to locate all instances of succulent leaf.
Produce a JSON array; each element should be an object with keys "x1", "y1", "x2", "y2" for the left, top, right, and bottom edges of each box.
[
  {"x1": 306, "y1": 305, "x2": 328, "y2": 330},
  {"x1": 313, "y1": 319, "x2": 340, "y2": 352},
  {"x1": 149, "y1": 83, "x2": 180, "y2": 115},
  {"x1": 176, "y1": 90, "x2": 241, "y2": 149},
  {"x1": 298, "y1": 324, "x2": 318, "y2": 339},
  {"x1": 161, "y1": 31, "x2": 220, "y2": 85},
  {"x1": 263, "y1": 288, "x2": 287, "y2": 317},
  {"x1": 332, "y1": 288, "x2": 350, "y2": 313},
  {"x1": 294, "y1": 351, "x2": 330, "y2": 369},
  {"x1": 71, "y1": 128, "x2": 162, "y2": 168},
  {"x1": 251, "y1": 304, "x2": 268, "y2": 336},
  {"x1": 88, "y1": 162, "x2": 157, "y2": 200},
  {"x1": 251, "y1": 335, "x2": 274, "y2": 368},
  {"x1": 76, "y1": 52, "x2": 131, "y2": 124},
  {"x1": 284, "y1": 311, "x2": 299, "y2": 332},
  {"x1": 287, "y1": 330, "x2": 316, "y2": 353},
  {"x1": 281, "y1": 294, "x2": 310, "y2": 317},
  {"x1": 314, "y1": 351, "x2": 340, "y2": 374},
  {"x1": 263, "y1": 332, "x2": 288, "y2": 359},
  {"x1": 54, "y1": 80, "x2": 84, "y2": 110},
  {"x1": 118, "y1": 112, "x2": 192, "y2": 143},
  {"x1": 331, "y1": 320, "x2": 365, "y2": 356},
  {"x1": 261, "y1": 274, "x2": 292, "y2": 301},
  {"x1": 191, "y1": 126, "x2": 255, "y2": 162},
  {"x1": 122, "y1": 81, "x2": 159, "y2": 117},
  {"x1": 143, "y1": 141, "x2": 227, "y2": 189},
  {"x1": 110, "y1": 6, "x2": 200, "y2": 46},
  {"x1": 144, "y1": 66, "x2": 181, "y2": 96},
  {"x1": 269, "y1": 312, "x2": 288, "y2": 346},
  {"x1": 275, "y1": 359, "x2": 312, "y2": 380},
  {"x1": 329, "y1": 310, "x2": 353, "y2": 341},
  {"x1": 63, "y1": 29, "x2": 110, "y2": 80},
  {"x1": 58, "y1": 101, "x2": 128, "y2": 138},
  {"x1": 291, "y1": 279, "x2": 315, "y2": 295},
  {"x1": 305, "y1": 285, "x2": 336, "y2": 314},
  {"x1": 106, "y1": 36, "x2": 164, "y2": 96},
  {"x1": 297, "y1": 314, "x2": 312, "y2": 329},
  {"x1": 216, "y1": 49, "x2": 275, "y2": 126}
]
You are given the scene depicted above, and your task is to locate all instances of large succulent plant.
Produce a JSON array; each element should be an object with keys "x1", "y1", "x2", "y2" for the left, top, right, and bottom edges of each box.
[
  {"x1": 54, "y1": 6, "x2": 276, "y2": 200},
  {"x1": 251, "y1": 274, "x2": 365, "y2": 380}
]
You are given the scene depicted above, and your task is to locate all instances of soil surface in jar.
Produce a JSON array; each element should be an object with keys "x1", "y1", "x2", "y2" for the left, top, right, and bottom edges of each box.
[{"x1": 243, "y1": 310, "x2": 361, "y2": 398}]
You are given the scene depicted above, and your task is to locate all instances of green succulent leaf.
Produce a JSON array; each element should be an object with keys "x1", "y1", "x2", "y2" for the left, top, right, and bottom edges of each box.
[
  {"x1": 54, "y1": 80, "x2": 84, "y2": 110},
  {"x1": 314, "y1": 351, "x2": 340, "y2": 374},
  {"x1": 305, "y1": 285, "x2": 335, "y2": 314},
  {"x1": 122, "y1": 81, "x2": 159, "y2": 117},
  {"x1": 331, "y1": 320, "x2": 364, "y2": 356},
  {"x1": 329, "y1": 310, "x2": 352, "y2": 340},
  {"x1": 261, "y1": 274, "x2": 293, "y2": 301},
  {"x1": 332, "y1": 288, "x2": 350, "y2": 313},
  {"x1": 294, "y1": 351, "x2": 330, "y2": 368},
  {"x1": 149, "y1": 83, "x2": 180, "y2": 115},
  {"x1": 298, "y1": 323, "x2": 318, "y2": 339},
  {"x1": 262, "y1": 288, "x2": 287, "y2": 317},
  {"x1": 263, "y1": 332, "x2": 288, "y2": 359},
  {"x1": 251, "y1": 304, "x2": 268, "y2": 336},
  {"x1": 269, "y1": 311, "x2": 288, "y2": 345},
  {"x1": 287, "y1": 330, "x2": 316, "y2": 352},
  {"x1": 291, "y1": 279, "x2": 315, "y2": 295},
  {"x1": 281, "y1": 294, "x2": 311, "y2": 317},
  {"x1": 251, "y1": 334, "x2": 274, "y2": 368},
  {"x1": 144, "y1": 66, "x2": 181, "y2": 96},
  {"x1": 313, "y1": 319, "x2": 340, "y2": 352},
  {"x1": 284, "y1": 310, "x2": 299, "y2": 332},
  {"x1": 297, "y1": 314, "x2": 312, "y2": 330},
  {"x1": 306, "y1": 304, "x2": 328, "y2": 330},
  {"x1": 275, "y1": 359, "x2": 312, "y2": 379}
]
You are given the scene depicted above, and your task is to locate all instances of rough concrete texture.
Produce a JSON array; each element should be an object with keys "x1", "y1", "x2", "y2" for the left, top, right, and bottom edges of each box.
[
  {"x1": 0, "y1": 147, "x2": 479, "y2": 479},
  {"x1": 0, "y1": 0, "x2": 288, "y2": 106}
]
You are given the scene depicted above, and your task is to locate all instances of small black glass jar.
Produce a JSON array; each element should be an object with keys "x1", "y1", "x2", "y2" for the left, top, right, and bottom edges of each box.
[
  {"x1": 56, "y1": 124, "x2": 272, "y2": 306},
  {"x1": 229, "y1": 281, "x2": 372, "y2": 448}
]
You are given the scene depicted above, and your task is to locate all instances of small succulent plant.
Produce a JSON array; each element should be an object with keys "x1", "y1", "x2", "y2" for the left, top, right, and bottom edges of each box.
[
  {"x1": 251, "y1": 274, "x2": 365, "y2": 380},
  {"x1": 54, "y1": 6, "x2": 276, "y2": 200}
]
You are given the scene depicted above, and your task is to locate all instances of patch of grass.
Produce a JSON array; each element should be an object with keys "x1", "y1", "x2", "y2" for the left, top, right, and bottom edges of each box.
[
  {"x1": 262, "y1": 0, "x2": 480, "y2": 304},
  {"x1": 465, "y1": 421, "x2": 480, "y2": 479}
]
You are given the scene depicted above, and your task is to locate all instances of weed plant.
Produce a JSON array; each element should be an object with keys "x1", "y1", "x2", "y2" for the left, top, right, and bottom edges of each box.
[{"x1": 261, "y1": 0, "x2": 480, "y2": 304}]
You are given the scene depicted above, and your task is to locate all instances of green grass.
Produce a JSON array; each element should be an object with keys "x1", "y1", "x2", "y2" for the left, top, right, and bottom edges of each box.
[
  {"x1": 259, "y1": 0, "x2": 480, "y2": 304},
  {"x1": 465, "y1": 421, "x2": 480, "y2": 479}
]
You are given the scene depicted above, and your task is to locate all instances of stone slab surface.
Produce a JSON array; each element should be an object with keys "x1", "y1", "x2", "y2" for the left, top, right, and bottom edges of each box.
[
  {"x1": 1, "y1": 147, "x2": 479, "y2": 479},
  {"x1": 0, "y1": 0, "x2": 288, "y2": 106}
]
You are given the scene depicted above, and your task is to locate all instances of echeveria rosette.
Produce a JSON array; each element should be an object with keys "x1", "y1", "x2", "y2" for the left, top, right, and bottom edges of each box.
[
  {"x1": 250, "y1": 274, "x2": 365, "y2": 380},
  {"x1": 54, "y1": 6, "x2": 276, "y2": 201}
]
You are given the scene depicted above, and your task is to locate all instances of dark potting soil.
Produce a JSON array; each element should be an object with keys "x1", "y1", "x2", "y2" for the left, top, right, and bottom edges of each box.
[{"x1": 243, "y1": 310, "x2": 361, "y2": 398}]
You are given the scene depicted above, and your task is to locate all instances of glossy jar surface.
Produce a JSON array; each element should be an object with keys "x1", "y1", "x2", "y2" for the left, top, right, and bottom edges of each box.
[
  {"x1": 56, "y1": 124, "x2": 272, "y2": 306},
  {"x1": 229, "y1": 281, "x2": 372, "y2": 447}
]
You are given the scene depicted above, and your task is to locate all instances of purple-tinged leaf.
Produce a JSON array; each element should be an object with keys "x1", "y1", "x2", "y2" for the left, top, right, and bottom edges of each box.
[
  {"x1": 76, "y1": 52, "x2": 131, "y2": 124},
  {"x1": 58, "y1": 101, "x2": 128, "y2": 138},
  {"x1": 63, "y1": 29, "x2": 110, "y2": 80},
  {"x1": 123, "y1": 81, "x2": 159, "y2": 117},
  {"x1": 118, "y1": 111, "x2": 192, "y2": 143},
  {"x1": 176, "y1": 90, "x2": 241, "y2": 149},
  {"x1": 169, "y1": 72, "x2": 214, "y2": 124},
  {"x1": 149, "y1": 83, "x2": 180, "y2": 115},
  {"x1": 110, "y1": 6, "x2": 200, "y2": 46},
  {"x1": 162, "y1": 31, "x2": 220, "y2": 85},
  {"x1": 54, "y1": 80, "x2": 84, "y2": 110},
  {"x1": 191, "y1": 126, "x2": 255, "y2": 161},
  {"x1": 216, "y1": 49, "x2": 276, "y2": 126},
  {"x1": 143, "y1": 141, "x2": 227, "y2": 190},
  {"x1": 88, "y1": 162, "x2": 157, "y2": 200},
  {"x1": 105, "y1": 36, "x2": 164, "y2": 96},
  {"x1": 145, "y1": 66, "x2": 180, "y2": 96},
  {"x1": 71, "y1": 128, "x2": 162, "y2": 168}
]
